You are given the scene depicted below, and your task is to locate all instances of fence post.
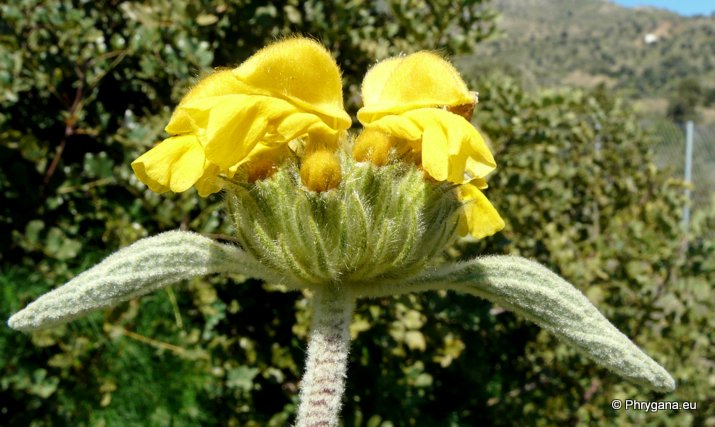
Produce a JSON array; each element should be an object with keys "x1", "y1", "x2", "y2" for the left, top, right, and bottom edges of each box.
[{"x1": 682, "y1": 120, "x2": 694, "y2": 231}]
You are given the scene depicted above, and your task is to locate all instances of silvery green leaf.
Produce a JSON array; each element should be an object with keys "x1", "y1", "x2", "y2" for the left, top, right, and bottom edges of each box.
[
  {"x1": 8, "y1": 230, "x2": 275, "y2": 332},
  {"x1": 360, "y1": 255, "x2": 675, "y2": 392}
]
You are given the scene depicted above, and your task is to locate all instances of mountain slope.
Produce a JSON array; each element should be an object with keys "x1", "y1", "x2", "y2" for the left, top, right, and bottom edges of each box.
[{"x1": 461, "y1": 0, "x2": 715, "y2": 110}]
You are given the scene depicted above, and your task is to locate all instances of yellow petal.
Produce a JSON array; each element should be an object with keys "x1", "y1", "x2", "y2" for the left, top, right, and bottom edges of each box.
[
  {"x1": 469, "y1": 176, "x2": 488, "y2": 190},
  {"x1": 180, "y1": 94, "x2": 337, "y2": 169},
  {"x1": 180, "y1": 95, "x2": 273, "y2": 168},
  {"x1": 358, "y1": 52, "x2": 475, "y2": 123},
  {"x1": 464, "y1": 155, "x2": 496, "y2": 181},
  {"x1": 459, "y1": 182, "x2": 505, "y2": 239},
  {"x1": 360, "y1": 56, "x2": 402, "y2": 107},
  {"x1": 131, "y1": 135, "x2": 210, "y2": 193},
  {"x1": 195, "y1": 163, "x2": 223, "y2": 197},
  {"x1": 272, "y1": 112, "x2": 335, "y2": 143},
  {"x1": 363, "y1": 115, "x2": 423, "y2": 141},
  {"x1": 233, "y1": 37, "x2": 351, "y2": 130},
  {"x1": 458, "y1": 214, "x2": 470, "y2": 237},
  {"x1": 421, "y1": 121, "x2": 450, "y2": 181},
  {"x1": 418, "y1": 109, "x2": 496, "y2": 182},
  {"x1": 367, "y1": 108, "x2": 495, "y2": 183},
  {"x1": 166, "y1": 70, "x2": 249, "y2": 134},
  {"x1": 206, "y1": 103, "x2": 269, "y2": 168}
]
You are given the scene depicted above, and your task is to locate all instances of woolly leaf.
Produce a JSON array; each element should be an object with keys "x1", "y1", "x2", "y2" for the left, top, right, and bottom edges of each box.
[
  {"x1": 8, "y1": 231, "x2": 274, "y2": 331},
  {"x1": 361, "y1": 255, "x2": 675, "y2": 392}
]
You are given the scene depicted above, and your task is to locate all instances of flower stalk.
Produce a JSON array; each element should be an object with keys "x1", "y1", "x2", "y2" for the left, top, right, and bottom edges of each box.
[{"x1": 296, "y1": 287, "x2": 355, "y2": 427}]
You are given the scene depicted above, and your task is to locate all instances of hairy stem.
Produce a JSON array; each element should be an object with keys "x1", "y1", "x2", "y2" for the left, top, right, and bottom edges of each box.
[{"x1": 296, "y1": 287, "x2": 354, "y2": 427}]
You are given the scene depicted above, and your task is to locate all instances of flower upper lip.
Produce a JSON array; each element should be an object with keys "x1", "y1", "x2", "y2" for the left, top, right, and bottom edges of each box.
[
  {"x1": 231, "y1": 37, "x2": 351, "y2": 130},
  {"x1": 357, "y1": 51, "x2": 476, "y2": 123}
]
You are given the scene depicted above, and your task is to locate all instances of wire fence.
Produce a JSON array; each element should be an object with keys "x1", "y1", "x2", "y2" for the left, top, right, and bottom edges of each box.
[{"x1": 649, "y1": 120, "x2": 715, "y2": 228}]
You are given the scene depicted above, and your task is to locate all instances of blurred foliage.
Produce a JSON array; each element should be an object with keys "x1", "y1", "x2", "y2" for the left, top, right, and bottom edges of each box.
[
  {"x1": 460, "y1": 77, "x2": 714, "y2": 426},
  {"x1": 1, "y1": 0, "x2": 713, "y2": 426},
  {"x1": 666, "y1": 78, "x2": 703, "y2": 123},
  {"x1": 464, "y1": 0, "x2": 715, "y2": 121}
]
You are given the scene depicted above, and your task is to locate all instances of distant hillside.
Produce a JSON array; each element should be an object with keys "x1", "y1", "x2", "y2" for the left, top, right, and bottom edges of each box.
[{"x1": 460, "y1": 0, "x2": 715, "y2": 119}]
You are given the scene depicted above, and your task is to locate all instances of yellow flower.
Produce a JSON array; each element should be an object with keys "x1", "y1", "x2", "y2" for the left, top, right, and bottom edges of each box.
[
  {"x1": 357, "y1": 51, "x2": 504, "y2": 238},
  {"x1": 357, "y1": 51, "x2": 493, "y2": 183},
  {"x1": 457, "y1": 179, "x2": 505, "y2": 239},
  {"x1": 132, "y1": 37, "x2": 351, "y2": 196}
]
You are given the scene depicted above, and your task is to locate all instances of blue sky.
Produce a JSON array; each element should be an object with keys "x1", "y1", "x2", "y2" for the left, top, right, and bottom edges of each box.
[{"x1": 612, "y1": 0, "x2": 715, "y2": 16}]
